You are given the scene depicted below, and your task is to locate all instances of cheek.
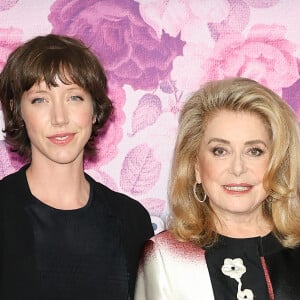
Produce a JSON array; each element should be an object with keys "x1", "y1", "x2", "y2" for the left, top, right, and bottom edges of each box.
[
  {"x1": 77, "y1": 105, "x2": 94, "y2": 125},
  {"x1": 197, "y1": 158, "x2": 220, "y2": 183},
  {"x1": 80, "y1": 114, "x2": 94, "y2": 128},
  {"x1": 251, "y1": 160, "x2": 270, "y2": 181},
  {"x1": 72, "y1": 108, "x2": 94, "y2": 125},
  {"x1": 257, "y1": 167, "x2": 267, "y2": 180},
  {"x1": 22, "y1": 115, "x2": 40, "y2": 134}
]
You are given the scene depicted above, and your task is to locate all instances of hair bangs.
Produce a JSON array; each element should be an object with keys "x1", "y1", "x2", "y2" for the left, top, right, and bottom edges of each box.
[{"x1": 26, "y1": 49, "x2": 88, "y2": 90}]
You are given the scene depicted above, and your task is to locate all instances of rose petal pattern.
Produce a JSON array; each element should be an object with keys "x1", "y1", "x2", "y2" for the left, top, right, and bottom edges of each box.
[
  {"x1": 131, "y1": 93, "x2": 162, "y2": 135},
  {"x1": 120, "y1": 144, "x2": 161, "y2": 195}
]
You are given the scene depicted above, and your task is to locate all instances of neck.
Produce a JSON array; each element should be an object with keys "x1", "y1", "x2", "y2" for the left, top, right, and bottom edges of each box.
[
  {"x1": 26, "y1": 159, "x2": 89, "y2": 210},
  {"x1": 214, "y1": 211, "x2": 272, "y2": 238}
]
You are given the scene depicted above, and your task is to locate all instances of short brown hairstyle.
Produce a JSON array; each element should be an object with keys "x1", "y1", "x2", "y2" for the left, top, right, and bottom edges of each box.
[{"x1": 0, "y1": 34, "x2": 113, "y2": 160}]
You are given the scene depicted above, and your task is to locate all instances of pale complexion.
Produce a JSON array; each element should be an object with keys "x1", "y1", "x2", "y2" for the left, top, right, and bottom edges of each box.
[
  {"x1": 195, "y1": 110, "x2": 272, "y2": 237},
  {"x1": 20, "y1": 79, "x2": 95, "y2": 209}
]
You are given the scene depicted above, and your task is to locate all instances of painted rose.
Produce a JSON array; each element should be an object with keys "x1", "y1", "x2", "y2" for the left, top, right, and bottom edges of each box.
[
  {"x1": 207, "y1": 24, "x2": 299, "y2": 94},
  {"x1": 243, "y1": 0, "x2": 279, "y2": 8},
  {"x1": 172, "y1": 24, "x2": 299, "y2": 94},
  {"x1": 282, "y1": 78, "x2": 300, "y2": 116},
  {"x1": 137, "y1": 0, "x2": 229, "y2": 43},
  {"x1": 0, "y1": 141, "x2": 19, "y2": 179},
  {"x1": 0, "y1": 27, "x2": 22, "y2": 71},
  {"x1": 0, "y1": 27, "x2": 24, "y2": 175},
  {"x1": 49, "y1": 0, "x2": 184, "y2": 90},
  {"x1": 209, "y1": 0, "x2": 280, "y2": 37},
  {"x1": 0, "y1": 0, "x2": 19, "y2": 11},
  {"x1": 171, "y1": 42, "x2": 212, "y2": 92}
]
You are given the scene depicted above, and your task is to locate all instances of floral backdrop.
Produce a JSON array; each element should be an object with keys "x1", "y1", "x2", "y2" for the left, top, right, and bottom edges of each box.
[{"x1": 0, "y1": 0, "x2": 299, "y2": 234}]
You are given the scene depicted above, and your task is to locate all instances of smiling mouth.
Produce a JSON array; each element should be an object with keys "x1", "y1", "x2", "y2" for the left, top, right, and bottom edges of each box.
[
  {"x1": 224, "y1": 186, "x2": 251, "y2": 191},
  {"x1": 48, "y1": 133, "x2": 75, "y2": 145},
  {"x1": 54, "y1": 136, "x2": 69, "y2": 141}
]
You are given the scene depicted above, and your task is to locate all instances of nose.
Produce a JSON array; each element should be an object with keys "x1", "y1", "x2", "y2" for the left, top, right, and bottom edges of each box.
[
  {"x1": 51, "y1": 101, "x2": 69, "y2": 126},
  {"x1": 230, "y1": 154, "x2": 246, "y2": 177}
]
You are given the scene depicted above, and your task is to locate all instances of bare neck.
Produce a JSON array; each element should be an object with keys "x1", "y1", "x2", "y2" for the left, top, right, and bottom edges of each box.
[
  {"x1": 26, "y1": 160, "x2": 90, "y2": 210},
  {"x1": 215, "y1": 211, "x2": 272, "y2": 238}
]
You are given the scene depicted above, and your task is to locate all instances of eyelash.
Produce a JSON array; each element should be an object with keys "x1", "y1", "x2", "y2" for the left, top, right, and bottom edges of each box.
[
  {"x1": 31, "y1": 98, "x2": 45, "y2": 104},
  {"x1": 247, "y1": 147, "x2": 265, "y2": 156},
  {"x1": 31, "y1": 95, "x2": 84, "y2": 104},
  {"x1": 212, "y1": 147, "x2": 227, "y2": 157},
  {"x1": 70, "y1": 95, "x2": 84, "y2": 101},
  {"x1": 212, "y1": 146, "x2": 265, "y2": 157}
]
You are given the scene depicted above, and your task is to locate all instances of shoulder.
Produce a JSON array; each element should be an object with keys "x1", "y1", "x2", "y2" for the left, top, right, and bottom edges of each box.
[
  {"x1": 86, "y1": 173, "x2": 153, "y2": 237},
  {"x1": 0, "y1": 166, "x2": 26, "y2": 193},
  {"x1": 88, "y1": 174, "x2": 150, "y2": 217},
  {"x1": 0, "y1": 169, "x2": 20, "y2": 186},
  {"x1": 280, "y1": 244, "x2": 300, "y2": 261},
  {"x1": 150, "y1": 230, "x2": 178, "y2": 246},
  {"x1": 145, "y1": 231, "x2": 205, "y2": 259},
  {"x1": 0, "y1": 166, "x2": 31, "y2": 226}
]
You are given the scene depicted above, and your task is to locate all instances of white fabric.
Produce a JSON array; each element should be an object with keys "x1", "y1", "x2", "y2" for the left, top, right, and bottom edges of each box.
[{"x1": 135, "y1": 231, "x2": 215, "y2": 300}]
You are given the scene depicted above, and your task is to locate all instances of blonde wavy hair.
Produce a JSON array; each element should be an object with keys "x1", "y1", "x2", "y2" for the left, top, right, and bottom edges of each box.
[{"x1": 168, "y1": 77, "x2": 300, "y2": 248}]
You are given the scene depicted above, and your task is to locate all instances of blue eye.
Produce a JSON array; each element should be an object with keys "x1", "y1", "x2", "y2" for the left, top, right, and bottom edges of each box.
[
  {"x1": 31, "y1": 98, "x2": 45, "y2": 104},
  {"x1": 70, "y1": 95, "x2": 83, "y2": 101}
]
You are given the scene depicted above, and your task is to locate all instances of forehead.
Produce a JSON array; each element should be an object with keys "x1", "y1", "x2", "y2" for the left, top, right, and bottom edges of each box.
[{"x1": 202, "y1": 110, "x2": 270, "y2": 144}]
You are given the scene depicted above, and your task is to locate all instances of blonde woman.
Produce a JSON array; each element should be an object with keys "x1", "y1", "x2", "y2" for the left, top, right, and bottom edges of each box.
[{"x1": 135, "y1": 78, "x2": 300, "y2": 299}]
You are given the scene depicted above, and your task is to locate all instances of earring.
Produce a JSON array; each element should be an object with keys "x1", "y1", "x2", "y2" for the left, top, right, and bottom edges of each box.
[
  {"x1": 193, "y1": 182, "x2": 207, "y2": 203},
  {"x1": 266, "y1": 196, "x2": 273, "y2": 203}
]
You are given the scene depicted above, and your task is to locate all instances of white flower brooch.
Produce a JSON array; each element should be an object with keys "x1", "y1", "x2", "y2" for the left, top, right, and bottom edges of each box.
[{"x1": 221, "y1": 258, "x2": 254, "y2": 300}]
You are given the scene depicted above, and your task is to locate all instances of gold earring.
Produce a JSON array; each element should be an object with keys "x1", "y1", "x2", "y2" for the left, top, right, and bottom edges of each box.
[{"x1": 193, "y1": 182, "x2": 207, "y2": 203}]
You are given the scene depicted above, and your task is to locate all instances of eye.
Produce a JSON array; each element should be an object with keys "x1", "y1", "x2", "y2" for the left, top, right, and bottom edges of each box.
[
  {"x1": 31, "y1": 97, "x2": 45, "y2": 104},
  {"x1": 70, "y1": 95, "x2": 84, "y2": 101},
  {"x1": 212, "y1": 147, "x2": 228, "y2": 157},
  {"x1": 247, "y1": 147, "x2": 264, "y2": 157}
]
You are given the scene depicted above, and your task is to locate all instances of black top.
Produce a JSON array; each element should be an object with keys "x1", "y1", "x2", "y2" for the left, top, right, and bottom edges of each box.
[
  {"x1": 0, "y1": 165, "x2": 154, "y2": 300},
  {"x1": 205, "y1": 233, "x2": 282, "y2": 300}
]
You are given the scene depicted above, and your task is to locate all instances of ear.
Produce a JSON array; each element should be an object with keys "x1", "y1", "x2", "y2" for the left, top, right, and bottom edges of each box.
[
  {"x1": 92, "y1": 114, "x2": 97, "y2": 124},
  {"x1": 194, "y1": 162, "x2": 201, "y2": 183}
]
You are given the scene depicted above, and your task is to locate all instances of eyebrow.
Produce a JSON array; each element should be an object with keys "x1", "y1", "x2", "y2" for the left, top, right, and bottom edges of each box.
[
  {"x1": 27, "y1": 85, "x2": 83, "y2": 94},
  {"x1": 208, "y1": 138, "x2": 268, "y2": 147},
  {"x1": 28, "y1": 89, "x2": 48, "y2": 93},
  {"x1": 25, "y1": 89, "x2": 49, "y2": 97}
]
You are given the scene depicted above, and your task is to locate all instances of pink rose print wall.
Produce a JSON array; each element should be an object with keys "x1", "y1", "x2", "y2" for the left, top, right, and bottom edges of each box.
[{"x1": 0, "y1": 0, "x2": 300, "y2": 234}]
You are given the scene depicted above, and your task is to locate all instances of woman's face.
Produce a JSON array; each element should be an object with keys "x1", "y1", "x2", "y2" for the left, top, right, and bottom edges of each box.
[
  {"x1": 20, "y1": 78, "x2": 95, "y2": 166},
  {"x1": 195, "y1": 110, "x2": 271, "y2": 222}
]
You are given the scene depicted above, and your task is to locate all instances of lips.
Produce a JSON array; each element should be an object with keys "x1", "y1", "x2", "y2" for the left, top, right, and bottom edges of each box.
[
  {"x1": 48, "y1": 133, "x2": 75, "y2": 145},
  {"x1": 223, "y1": 183, "x2": 253, "y2": 193},
  {"x1": 224, "y1": 186, "x2": 250, "y2": 191}
]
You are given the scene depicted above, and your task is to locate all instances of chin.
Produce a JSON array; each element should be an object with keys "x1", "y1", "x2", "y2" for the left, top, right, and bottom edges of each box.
[{"x1": 49, "y1": 153, "x2": 83, "y2": 165}]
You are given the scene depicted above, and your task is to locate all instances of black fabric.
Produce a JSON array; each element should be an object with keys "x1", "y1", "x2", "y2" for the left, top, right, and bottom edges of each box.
[
  {"x1": 205, "y1": 235, "x2": 270, "y2": 300},
  {"x1": 0, "y1": 165, "x2": 154, "y2": 300},
  {"x1": 205, "y1": 233, "x2": 300, "y2": 300},
  {"x1": 264, "y1": 245, "x2": 300, "y2": 299}
]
